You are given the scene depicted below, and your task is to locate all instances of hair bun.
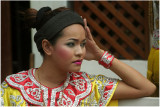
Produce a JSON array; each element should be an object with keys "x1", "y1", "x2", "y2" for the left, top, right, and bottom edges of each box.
[
  {"x1": 35, "y1": 7, "x2": 52, "y2": 30},
  {"x1": 36, "y1": 7, "x2": 52, "y2": 24}
]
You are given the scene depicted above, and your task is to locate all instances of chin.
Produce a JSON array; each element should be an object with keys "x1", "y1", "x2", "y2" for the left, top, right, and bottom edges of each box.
[{"x1": 69, "y1": 67, "x2": 81, "y2": 72}]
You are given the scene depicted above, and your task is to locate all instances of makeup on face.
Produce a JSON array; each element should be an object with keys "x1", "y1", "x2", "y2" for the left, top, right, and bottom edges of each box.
[
  {"x1": 55, "y1": 38, "x2": 86, "y2": 67},
  {"x1": 66, "y1": 38, "x2": 86, "y2": 48},
  {"x1": 51, "y1": 24, "x2": 86, "y2": 72},
  {"x1": 73, "y1": 59, "x2": 83, "y2": 65}
]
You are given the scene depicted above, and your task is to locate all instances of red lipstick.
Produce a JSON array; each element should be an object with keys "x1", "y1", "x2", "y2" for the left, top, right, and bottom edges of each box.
[{"x1": 73, "y1": 59, "x2": 82, "y2": 65}]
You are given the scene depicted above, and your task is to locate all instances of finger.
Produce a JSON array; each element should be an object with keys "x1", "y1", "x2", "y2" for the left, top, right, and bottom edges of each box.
[
  {"x1": 86, "y1": 26, "x2": 94, "y2": 41},
  {"x1": 84, "y1": 18, "x2": 87, "y2": 28},
  {"x1": 83, "y1": 18, "x2": 94, "y2": 41}
]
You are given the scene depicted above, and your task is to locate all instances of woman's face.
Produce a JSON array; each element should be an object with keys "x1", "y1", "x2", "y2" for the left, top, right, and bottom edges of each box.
[{"x1": 51, "y1": 24, "x2": 86, "y2": 72}]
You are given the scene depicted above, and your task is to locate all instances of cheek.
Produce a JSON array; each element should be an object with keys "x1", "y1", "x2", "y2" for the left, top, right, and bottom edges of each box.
[{"x1": 56, "y1": 46, "x2": 73, "y2": 60}]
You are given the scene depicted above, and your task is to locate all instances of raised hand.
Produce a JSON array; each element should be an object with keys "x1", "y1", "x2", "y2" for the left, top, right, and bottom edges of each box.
[{"x1": 83, "y1": 18, "x2": 104, "y2": 61}]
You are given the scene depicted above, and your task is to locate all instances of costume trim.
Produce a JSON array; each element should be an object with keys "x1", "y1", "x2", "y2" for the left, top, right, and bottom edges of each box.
[
  {"x1": 73, "y1": 73, "x2": 92, "y2": 106},
  {"x1": 5, "y1": 68, "x2": 92, "y2": 106},
  {"x1": 105, "y1": 80, "x2": 119, "y2": 106},
  {"x1": 82, "y1": 74, "x2": 119, "y2": 106},
  {"x1": 5, "y1": 70, "x2": 43, "y2": 106}
]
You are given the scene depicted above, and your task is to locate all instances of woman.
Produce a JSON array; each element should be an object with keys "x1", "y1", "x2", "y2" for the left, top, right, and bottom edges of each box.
[{"x1": 1, "y1": 7, "x2": 156, "y2": 106}]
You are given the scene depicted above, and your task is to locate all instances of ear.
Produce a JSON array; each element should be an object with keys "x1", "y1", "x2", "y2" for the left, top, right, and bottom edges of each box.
[{"x1": 42, "y1": 39, "x2": 53, "y2": 55}]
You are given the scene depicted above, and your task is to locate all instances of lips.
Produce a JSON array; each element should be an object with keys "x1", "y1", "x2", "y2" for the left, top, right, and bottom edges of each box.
[{"x1": 73, "y1": 59, "x2": 83, "y2": 65}]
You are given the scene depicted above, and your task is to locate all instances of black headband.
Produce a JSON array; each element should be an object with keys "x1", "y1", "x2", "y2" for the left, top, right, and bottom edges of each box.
[{"x1": 34, "y1": 10, "x2": 84, "y2": 51}]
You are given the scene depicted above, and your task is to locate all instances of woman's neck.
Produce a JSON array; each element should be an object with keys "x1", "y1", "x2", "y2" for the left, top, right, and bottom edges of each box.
[{"x1": 35, "y1": 59, "x2": 68, "y2": 88}]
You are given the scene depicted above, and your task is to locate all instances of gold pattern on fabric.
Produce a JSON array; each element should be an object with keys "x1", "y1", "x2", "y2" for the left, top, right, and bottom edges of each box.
[
  {"x1": 1, "y1": 70, "x2": 118, "y2": 106},
  {"x1": 1, "y1": 81, "x2": 26, "y2": 106},
  {"x1": 79, "y1": 74, "x2": 119, "y2": 106}
]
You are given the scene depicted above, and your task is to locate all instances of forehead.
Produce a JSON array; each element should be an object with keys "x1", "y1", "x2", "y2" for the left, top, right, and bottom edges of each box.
[{"x1": 58, "y1": 24, "x2": 86, "y2": 41}]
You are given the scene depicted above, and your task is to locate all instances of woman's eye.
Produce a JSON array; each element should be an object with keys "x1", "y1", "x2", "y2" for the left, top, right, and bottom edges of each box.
[
  {"x1": 80, "y1": 42, "x2": 86, "y2": 47},
  {"x1": 66, "y1": 42, "x2": 75, "y2": 47}
]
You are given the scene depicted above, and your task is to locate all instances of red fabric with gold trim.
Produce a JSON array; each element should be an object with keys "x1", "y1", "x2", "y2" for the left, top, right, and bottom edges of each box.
[{"x1": 5, "y1": 69, "x2": 92, "y2": 106}]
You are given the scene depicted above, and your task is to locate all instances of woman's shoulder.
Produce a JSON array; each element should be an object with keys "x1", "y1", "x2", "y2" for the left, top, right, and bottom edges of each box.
[
  {"x1": 78, "y1": 71, "x2": 119, "y2": 82},
  {"x1": 1, "y1": 81, "x2": 20, "y2": 92},
  {"x1": 4, "y1": 69, "x2": 35, "y2": 90},
  {"x1": 1, "y1": 69, "x2": 30, "y2": 92},
  {"x1": 1, "y1": 81, "x2": 26, "y2": 106},
  {"x1": 4, "y1": 69, "x2": 30, "y2": 83},
  {"x1": 77, "y1": 72, "x2": 119, "y2": 106},
  {"x1": 5, "y1": 69, "x2": 29, "y2": 79}
]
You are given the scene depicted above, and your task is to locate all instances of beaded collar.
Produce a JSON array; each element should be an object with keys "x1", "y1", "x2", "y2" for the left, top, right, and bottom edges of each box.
[{"x1": 5, "y1": 68, "x2": 92, "y2": 106}]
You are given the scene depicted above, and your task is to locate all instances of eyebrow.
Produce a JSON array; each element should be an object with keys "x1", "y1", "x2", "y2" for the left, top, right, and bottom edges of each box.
[{"x1": 68, "y1": 38, "x2": 86, "y2": 42}]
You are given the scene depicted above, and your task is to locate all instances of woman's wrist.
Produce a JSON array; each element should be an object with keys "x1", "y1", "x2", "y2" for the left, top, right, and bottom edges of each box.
[
  {"x1": 98, "y1": 51, "x2": 114, "y2": 69},
  {"x1": 95, "y1": 49, "x2": 104, "y2": 61}
]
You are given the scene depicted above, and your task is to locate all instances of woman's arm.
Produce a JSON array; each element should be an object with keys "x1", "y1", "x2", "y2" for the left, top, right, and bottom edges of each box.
[
  {"x1": 83, "y1": 18, "x2": 156, "y2": 99},
  {"x1": 109, "y1": 58, "x2": 156, "y2": 99},
  {"x1": 95, "y1": 50, "x2": 156, "y2": 99}
]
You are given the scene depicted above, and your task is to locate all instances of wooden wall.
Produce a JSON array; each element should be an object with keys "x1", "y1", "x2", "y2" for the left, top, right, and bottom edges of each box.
[
  {"x1": 74, "y1": 1, "x2": 149, "y2": 59},
  {"x1": 1, "y1": 1, "x2": 13, "y2": 82}
]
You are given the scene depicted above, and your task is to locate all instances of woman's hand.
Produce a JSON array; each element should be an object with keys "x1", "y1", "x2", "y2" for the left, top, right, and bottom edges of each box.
[{"x1": 83, "y1": 18, "x2": 104, "y2": 61}]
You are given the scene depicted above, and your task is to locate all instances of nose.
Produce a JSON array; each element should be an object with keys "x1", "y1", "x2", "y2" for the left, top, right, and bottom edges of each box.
[{"x1": 75, "y1": 45, "x2": 83, "y2": 57}]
